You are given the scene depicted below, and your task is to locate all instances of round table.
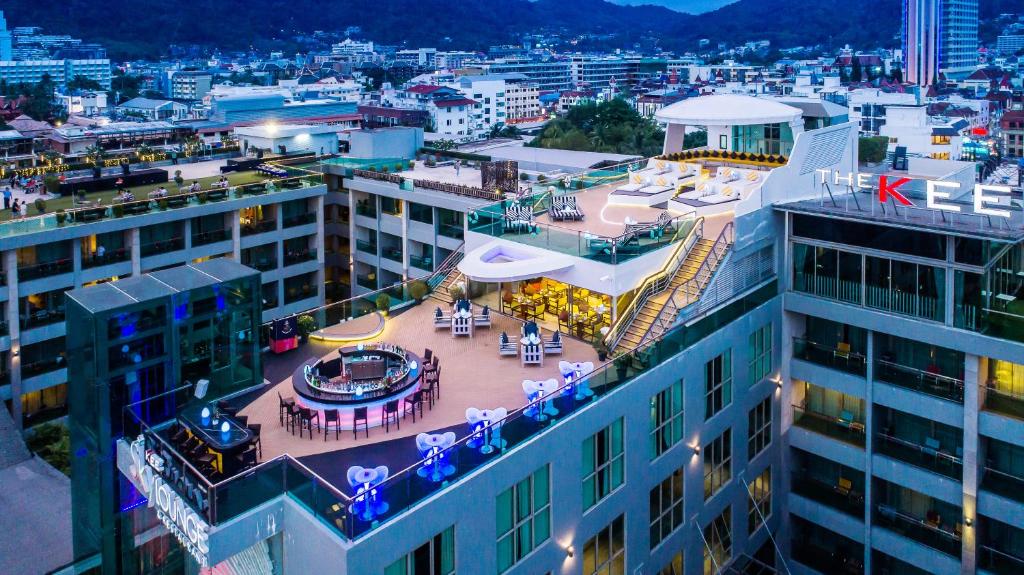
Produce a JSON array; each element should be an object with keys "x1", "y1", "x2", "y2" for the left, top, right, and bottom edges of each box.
[
  {"x1": 524, "y1": 379, "x2": 560, "y2": 421},
  {"x1": 416, "y1": 432, "x2": 456, "y2": 482}
]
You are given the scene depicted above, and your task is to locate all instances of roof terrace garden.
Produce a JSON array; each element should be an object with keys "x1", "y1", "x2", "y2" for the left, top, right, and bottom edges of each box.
[
  {"x1": 123, "y1": 268, "x2": 778, "y2": 543},
  {"x1": 0, "y1": 163, "x2": 323, "y2": 239}
]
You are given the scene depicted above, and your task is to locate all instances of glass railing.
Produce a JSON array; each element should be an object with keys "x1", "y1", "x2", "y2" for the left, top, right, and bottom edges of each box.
[
  {"x1": 792, "y1": 272, "x2": 944, "y2": 322},
  {"x1": 438, "y1": 223, "x2": 464, "y2": 240},
  {"x1": 20, "y1": 307, "x2": 65, "y2": 330},
  {"x1": 284, "y1": 250, "x2": 316, "y2": 267},
  {"x1": 355, "y1": 205, "x2": 377, "y2": 218},
  {"x1": 981, "y1": 466, "x2": 1024, "y2": 503},
  {"x1": 141, "y1": 237, "x2": 185, "y2": 257},
  {"x1": 205, "y1": 278, "x2": 777, "y2": 541},
  {"x1": 791, "y1": 541, "x2": 864, "y2": 575},
  {"x1": 467, "y1": 205, "x2": 695, "y2": 265},
  {"x1": 792, "y1": 337, "x2": 866, "y2": 376},
  {"x1": 790, "y1": 473, "x2": 865, "y2": 518},
  {"x1": 874, "y1": 433, "x2": 962, "y2": 481},
  {"x1": 979, "y1": 544, "x2": 1024, "y2": 573},
  {"x1": 355, "y1": 241, "x2": 378, "y2": 254},
  {"x1": 282, "y1": 213, "x2": 316, "y2": 228},
  {"x1": 409, "y1": 254, "x2": 433, "y2": 271},
  {"x1": 792, "y1": 404, "x2": 866, "y2": 447},
  {"x1": 875, "y1": 505, "x2": 962, "y2": 556},
  {"x1": 18, "y1": 258, "x2": 72, "y2": 280},
  {"x1": 355, "y1": 275, "x2": 377, "y2": 291},
  {"x1": 983, "y1": 385, "x2": 1024, "y2": 420},
  {"x1": 82, "y1": 247, "x2": 131, "y2": 268},
  {"x1": 381, "y1": 248, "x2": 403, "y2": 263},
  {"x1": 240, "y1": 220, "x2": 277, "y2": 237},
  {"x1": 284, "y1": 286, "x2": 316, "y2": 304},
  {"x1": 243, "y1": 256, "x2": 277, "y2": 272},
  {"x1": 192, "y1": 229, "x2": 231, "y2": 246},
  {"x1": 0, "y1": 173, "x2": 323, "y2": 240},
  {"x1": 22, "y1": 356, "x2": 66, "y2": 378},
  {"x1": 874, "y1": 359, "x2": 964, "y2": 403}
]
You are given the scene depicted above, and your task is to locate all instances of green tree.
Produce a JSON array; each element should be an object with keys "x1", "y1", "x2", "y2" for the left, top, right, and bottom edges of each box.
[
  {"x1": 22, "y1": 74, "x2": 57, "y2": 121},
  {"x1": 683, "y1": 129, "x2": 708, "y2": 149},
  {"x1": 108, "y1": 70, "x2": 142, "y2": 104},
  {"x1": 528, "y1": 98, "x2": 664, "y2": 157},
  {"x1": 67, "y1": 75, "x2": 103, "y2": 91},
  {"x1": 858, "y1": 136, "x2": 888, "y2": 164}
]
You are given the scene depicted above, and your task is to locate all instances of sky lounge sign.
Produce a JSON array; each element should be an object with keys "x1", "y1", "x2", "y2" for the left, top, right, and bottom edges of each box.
[
  {"x1": 129, "y1": 436, "x2": 211, "y2": 568},
  {"x1": 816, "y1": 169, "x2": 1014, "y2": 219}
]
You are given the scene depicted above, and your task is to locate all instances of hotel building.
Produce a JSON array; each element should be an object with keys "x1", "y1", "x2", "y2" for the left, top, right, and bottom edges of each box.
[
  {"x1": 903, "y1": 0, "x2": 979, "y2": 85},
  {"x1": 39, "y1": 94, "x2": 1024, "y2": 575}
]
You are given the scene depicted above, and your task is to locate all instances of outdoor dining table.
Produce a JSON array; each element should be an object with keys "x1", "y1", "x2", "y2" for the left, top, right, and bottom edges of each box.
[
  {"x1": 523, "y1": 379, "x2": 560, "y2": 421},
  {"x1": 178, "y1": 403, "x2": 253, "y2": 474},
  {"x1": 416, "y1": 432, "x2": 457, "y2": 482}
]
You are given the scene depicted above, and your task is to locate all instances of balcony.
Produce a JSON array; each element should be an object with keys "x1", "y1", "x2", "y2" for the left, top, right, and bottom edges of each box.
[
  {"x1": 82, "y1": 247, "x2": 131, "y2": 269},
  {"x1": 438, "y1": 222, "x2": 464, "y2": 240},
  {"x1": 284, "y1": 284, "x2": 316, "y2": 304},
  {"x1": 983, "y1": 385, "x2": 1024, "y2": 420},
  {"x1": 875, "y1": 433, "x2": 962, "y2": 481},
  {"x1": 243, "y1": 255, "x2": 277, "y2": 272},
  {"x1": 140, "y1": 237, "x2": 185, "y2": 257},
  {"x1": 792, "y1": 404, "x2": 866, "y2": 447},
  {"x1": 240, "y1": 220, "x2": 276, "y2": 237},
  {"x1": 875, "y1": 505, "x2": 962, "y2": 556},
  {"x1": 792, "y1": 337, "x2": 866, "y2": 376},
  {"x1": 22, "y1": 356, "x2": 66, "y2": 378},
  {"x1": 192, "y1": 229, "x2": 231, "y2": 247},
  {"x1": 875, "y1": 359, "x2": 964, "y2": 403},
  {"x1": 409, "y1": 254, "x2": 433, "y2": 271},
  {"x1": 791, "y1": 473, "x2": 865, "y2": 518},
  {"x1": 284, "y1": 249, "x2": 316, "y2": 267},
  {"x1": 283, "y1": 213, "x2": 316, "y2": 228},
  {"x1": 355, "y1": 203, "x2": 377, "y2": 218},
  {"x1": 381, "y1": 247, "x2": 403, "y2": 264},
  {"x1": 981, "y1": 466, "x2": 1024, "y2": 504},
  {"x1": 979, "y1": 544, "x2": 1024, "y2": 573},
  {"x1": 791, "y1": 540, "x2": 864, "y2": 575},
  {"x1": 355, "y1": 240, "x2": 378, "y2": 254},
  {"x1": 20, "y1": 308, "x2": 65, "y2": 331},
  {"x1": 18, "y1": 259, "x2": 72, "y2": 281}
]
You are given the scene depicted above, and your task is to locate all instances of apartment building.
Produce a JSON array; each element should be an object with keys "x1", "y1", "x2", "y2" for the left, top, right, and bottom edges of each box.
[
  {"x1": 1, "y1": 171, "x2": 326, "y2": 429},
  {"x1": 0, "y1": 58, "x2": 111, "y2": 88},
  {"x1": 484, "y1": 58, "x2": 573, "y2": 92}
]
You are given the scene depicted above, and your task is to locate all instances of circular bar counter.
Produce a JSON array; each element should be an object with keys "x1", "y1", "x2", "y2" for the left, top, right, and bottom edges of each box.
[{"x1": 292, "y1": 343, "x2": 423, "y2": 428}]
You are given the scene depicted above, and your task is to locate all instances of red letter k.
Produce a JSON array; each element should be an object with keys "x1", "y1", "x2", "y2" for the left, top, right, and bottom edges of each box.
[{"x1": 878, "y1": 176, "x2": 913, "y2": 206}]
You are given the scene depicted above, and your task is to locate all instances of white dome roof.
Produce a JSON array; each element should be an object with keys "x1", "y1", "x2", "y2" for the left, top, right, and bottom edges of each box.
[{"x1": 656, "y1": 94, "x2": 802, "y2": 126}]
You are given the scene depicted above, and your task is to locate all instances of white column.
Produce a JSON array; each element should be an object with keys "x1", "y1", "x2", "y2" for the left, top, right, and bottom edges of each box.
[
  {"x1": 315, "y1": 196, "x2": 325, "y2": 305},
  {"x1": 231, "y1": 210, "x2": 241, "y2": 262},
  {"x1": 962, "y1": 353, "x2": 980, "y2": 575},
  {"x1": 129, "y1": 227, "x2": 141, "y2": 276},
  {"x1": 5, "y1": 251, "x2": 20, "y2": 429}
]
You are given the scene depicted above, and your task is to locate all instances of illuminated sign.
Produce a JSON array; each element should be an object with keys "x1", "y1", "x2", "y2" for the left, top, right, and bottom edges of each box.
[
  {"x1": 129, "y1": 436, "x2": 210, "y2": 567},
  {"x1": 816, "y1": 169, "x2": 1013, "y2": 219}
]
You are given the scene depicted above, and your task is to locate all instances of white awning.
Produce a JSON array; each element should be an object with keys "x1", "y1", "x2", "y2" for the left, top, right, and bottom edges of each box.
[{"x1": 458, "y1": 240, "x2": 575, "y2": 283}]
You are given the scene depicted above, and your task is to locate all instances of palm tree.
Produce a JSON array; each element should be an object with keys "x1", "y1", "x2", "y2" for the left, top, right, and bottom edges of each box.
[{"x1": 85, "y1": 145, "x2": 106, "y2": 177}]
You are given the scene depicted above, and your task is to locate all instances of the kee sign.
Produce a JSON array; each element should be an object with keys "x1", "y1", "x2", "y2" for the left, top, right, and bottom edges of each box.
[
  {"x1": 817, "y1": 169, "x2": 1014, "y2": 219},
  {"x1": 129, "y1": 436, "x2": 211, "y2": 567}
]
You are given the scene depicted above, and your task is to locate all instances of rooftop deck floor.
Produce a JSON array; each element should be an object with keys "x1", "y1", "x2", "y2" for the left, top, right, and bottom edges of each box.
[{"x1": 240, "y1": 300, "x2": 602, "y2": 463}]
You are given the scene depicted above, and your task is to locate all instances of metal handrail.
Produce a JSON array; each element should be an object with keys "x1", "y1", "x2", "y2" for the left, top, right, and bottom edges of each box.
[
  {"x1": 260, "y1": 241, "x2": 465, "y2": 330},
  {"x1": 604, "y1": 216, "x2": 705, "y2": 350},
  {"x1": 874, "y1": 358, "x2": 964, "y2": 388},
  {"x1": 875, "y1": 432, "x2": 963, "y2": 465},
  {"x1": 875, "y1": 504, "x2": 961, "y2": 541},
  {"x1": 641, "y1": 221, "x2": 734, "y2": 346}
]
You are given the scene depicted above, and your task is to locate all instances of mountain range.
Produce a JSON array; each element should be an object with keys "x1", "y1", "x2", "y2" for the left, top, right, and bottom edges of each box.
[
  {"x1": 606, "y1": 0, "x2": 736, "y2": 14},
  {"x1": 3, "y1": 0, "x2": 1020, "y2": 60}
]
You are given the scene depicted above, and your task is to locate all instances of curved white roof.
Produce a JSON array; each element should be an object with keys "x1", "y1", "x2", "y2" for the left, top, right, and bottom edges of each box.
[
  {"x1": 458, "y1": 240, "x2": 574, "y2": 283},
  {"x1": 656, "y1": 95, "x2": 802, "y2": 126}
]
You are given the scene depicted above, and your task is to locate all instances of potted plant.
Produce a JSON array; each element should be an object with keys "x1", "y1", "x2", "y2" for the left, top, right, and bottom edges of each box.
[
  {"x1": 43, "y1": 175, "x2": 60, "y2": 195},
  {"x1": 173, "y1": 170, "x2": 184, "y2": 190},
  {"x1": 594, "y1": 340, "x2": 609, "y2": 362},
  {"x1": 394, "y1": 163, "x2": 404, "y2": 173},
  {"x1": 33, "y1": 197, "x2": 46, "y2": 214},
  {"x1": 375, "y1": 293, "x2": 391, "y2": 316},
  {"x1": 158, "y1": 198, "x2": 169, "y2": 210},
  {"x1": 296, "y1": 314, "x2": 317, "y2": 340},
  {"x1": 614, "y1": 353, "x2": 630, "y2": 380},
  {"x1": 113, "y1": 204, "x2": 124, "y2": 218},
  {"x1": 448, "y1": 283, "x2": 465, "y2": 302},
  {"x1": 197, "y1": 191, "x2": 208, "y2": 204},
  {"x1": 55, "y1": 210, "x2": 67, "y2": 225},
  {"x1": 408, "y1": 280, "x2": 428, "y2": 302},
  {"x1": 520, "y1": 172, "x2": 530, "y2": 182}
]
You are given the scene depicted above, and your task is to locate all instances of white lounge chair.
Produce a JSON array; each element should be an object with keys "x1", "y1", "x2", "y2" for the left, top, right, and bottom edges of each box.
[
  {"x1": 433, "y1": 307, "x2": 450, "y2": 330},
  {"x1": 474, "y1": 305, "x2": 492, "y2": 329},
  {"x1": 499, "y1": 331, "x2": 518, "y2": 357},
  {"x1": 543, "y1": 331, "x2": 563, "y2": 355}
]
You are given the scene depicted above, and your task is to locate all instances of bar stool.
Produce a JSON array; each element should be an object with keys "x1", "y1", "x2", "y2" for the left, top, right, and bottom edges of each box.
[
  {"x1": 235, "y1": 415, "x2": 248, "y2": 427},
  {"x1": 353, "y1": 407, "x2": 369, "y2": 440},
  {"x1": 297, "y1": 407, "x2": 319, "y2": 439},
  {"x1": 382, "y1": 400, "x2": 400, "y2": 432},
  {"x1": 323, "y1": 409, "x2": 341, "y2": 442},
  {"x1": 423, "y1": 348, "x2": 433, "y2": 364},
  {"x1": 247, "y1": 424, "x2": 262, "y2": 457},
  {"x1": 404, "y1": 390, "x2": 426, "y2": 422},
  {"x1": 278, "y1": 392, "x2": 296, "y2": 426}
]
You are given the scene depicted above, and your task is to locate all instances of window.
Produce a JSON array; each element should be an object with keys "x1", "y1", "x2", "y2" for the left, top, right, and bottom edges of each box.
[
  {"x1": 385, "y1": 525, "x2": 455, "y2": 575},
  {"x1": 703, "y1": 429, "x2": 731, "y2": 499},
  {"x1": 747, "y1": 467, "x2": 771, "y2": 535},
  {"x1": 583, "y1": 514, "x2": 625, "y2": 575},
  {"x1": 583, "y1": 418, "x2": 625, "y2": 510},
  {"x1": 497, "y1": 465, "x2": 551, "y2": 572},
  {"x1": 748, "y1": 323, "x2": 772, "y2": 384},
  {"x1": 747, "y1": 396, "x2": 771, "y2": 460},
  {"x1": 703, "y1": 508, "x2": 732, "y2": 575},
  {"x1": 649, "y1": 466, "x2": 684, "y2": 549},
  {"x1": 705, "y1": 351, "x2": 732, "y2": 420},
  {"x1": 650, "y1": 380, "x2": 684, "y2": 459},
  {"x1": 719, "y1": 134, "x2": 728, "y2": 149}
]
